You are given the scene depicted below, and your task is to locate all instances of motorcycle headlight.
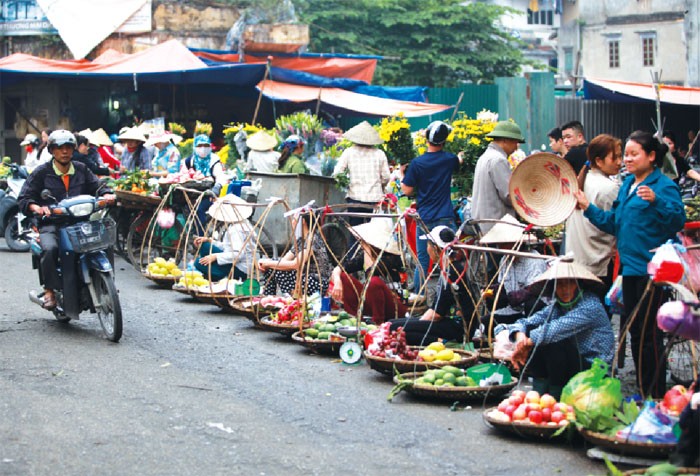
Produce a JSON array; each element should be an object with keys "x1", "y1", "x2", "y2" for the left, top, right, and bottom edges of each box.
[{"x1": 68, "y1": 202, "x2": 95, "y2": 217}]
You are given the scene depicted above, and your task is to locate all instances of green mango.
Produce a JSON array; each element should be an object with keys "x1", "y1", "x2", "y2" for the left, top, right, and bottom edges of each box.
[
  {"x1": 442, "y1": 365, "x2": 464, "y2": 377},
  {"x1": 317, "y1": 331, "x2": 331, "y2": 340},
  {"x1": 305, "y1": 328, "x2": 319, "y2": 338}
]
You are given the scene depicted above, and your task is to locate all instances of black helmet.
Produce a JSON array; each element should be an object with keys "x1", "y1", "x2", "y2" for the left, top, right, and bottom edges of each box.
[
  {"x1": 425, "y1": 121, "x2": 452, "y2": 145},
  {"x1": 47, "y1": 130, "x2": 77, "y2": 151}
]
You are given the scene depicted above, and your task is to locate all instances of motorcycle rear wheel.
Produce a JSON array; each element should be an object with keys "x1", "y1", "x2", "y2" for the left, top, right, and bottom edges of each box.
[
  {"x1": 4, "y1": 213, "x2": 30, "y2": 252},
  {"x1": 92, "y1": 270, "x2": 122, "y2": 342}
]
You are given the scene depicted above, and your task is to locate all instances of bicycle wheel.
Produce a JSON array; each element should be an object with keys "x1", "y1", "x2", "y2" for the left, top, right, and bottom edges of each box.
[
  {"x1": 91, "y1": 270, "x2": 122, "y2": 342},
  {"x1": 126, "y1": 212, "x2": 152, "y2": 268},
  {"x1": 667, "y1": 338, "x2": 699, "y2": 386}
]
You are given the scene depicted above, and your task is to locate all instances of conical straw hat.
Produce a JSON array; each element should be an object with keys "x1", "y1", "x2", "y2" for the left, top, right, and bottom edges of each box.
[
  {"x1": 246, "y1": 131, "x2": 278, "y2": 151},
  {"x1": 207, "y1": 194, "x2": 254, "y2": 223},
  {"x1": 117, "y1": 127, "x2": 147, "y2": 143},
  {"x1": 531, "y1": 256, "x2": 603, "y2": 287},
  {"x1": 342, "y1": 121, "x2": 383, "y2": 146},
  {"x1": 479, "y1": 214, "x2": 535, "y2": 245},
  {"x1": 90, "y1": 128, "x2": 114, "y2": 146},
  {"x1": 350, "y1": 218, "x2": 401, "y2": 255},
  {"x1": 509, "y1": 152, "x2": 578, "y2": 227}
]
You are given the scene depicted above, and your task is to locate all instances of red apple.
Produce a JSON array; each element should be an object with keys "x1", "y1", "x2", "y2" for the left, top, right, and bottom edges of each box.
[
  {"x1": 550, "y1": 411, "x2": 565, "y2": 424},
  {"x1": 525, "y1": 390, "x2": 541, "y2": 404},
  {"x1": 509, "y1": 395, "x2": 524, "y2": 407},
  {"x1": 512, "y1": 406, "x2": 527, "y2": 421},
  {"x1": 541, "y1": 407, "x2": 552, "y2": 422},
  {"x1": 528, "y1": 410, "x2": 543, "y2": 424},
  {"x1": 540, "y1": 394, "x2": 557, "y2": 409},
  {"x1": 498, "y1": 400, "x2": 509, "y2": 412},
  {"x1": 511, "y1": 390, "x2": 526, "y2": 400},
  {"x1": 504, "y1": 404, "x2": 516, "y2": 418},
  {"x1": 552, "y1": 402, "x2": 567, "y2": 413}
]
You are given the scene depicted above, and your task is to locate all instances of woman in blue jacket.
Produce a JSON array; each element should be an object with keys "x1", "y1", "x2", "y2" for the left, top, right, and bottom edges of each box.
[{"x1": 575, "y1": 131, "x2": 686, "y2": 398}]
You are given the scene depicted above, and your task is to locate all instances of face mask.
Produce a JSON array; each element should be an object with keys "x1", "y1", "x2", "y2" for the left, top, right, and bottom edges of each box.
[{"x1": 196, "y1": 146, "x2": 211, "y2": 158}]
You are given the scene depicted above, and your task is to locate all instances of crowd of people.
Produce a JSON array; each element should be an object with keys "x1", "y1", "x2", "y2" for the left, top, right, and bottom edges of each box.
[{"x1": 15, "y1": 115, "x2": 699, "y2": 401}]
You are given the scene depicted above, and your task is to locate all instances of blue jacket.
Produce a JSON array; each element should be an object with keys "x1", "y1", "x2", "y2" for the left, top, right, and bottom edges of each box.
[{"x1": 583, "y1": 167, "x2": 685, "y2": 276}]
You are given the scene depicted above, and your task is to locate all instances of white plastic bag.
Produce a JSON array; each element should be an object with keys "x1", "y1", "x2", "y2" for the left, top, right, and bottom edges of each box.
[{"x1": 493, "y1": 330, "x2": 516, "y2": 361}]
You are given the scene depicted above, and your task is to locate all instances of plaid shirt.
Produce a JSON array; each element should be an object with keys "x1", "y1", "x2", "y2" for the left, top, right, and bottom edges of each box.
[{"x1": 333, "y1": 145, "x2": 390, "y2": 202}]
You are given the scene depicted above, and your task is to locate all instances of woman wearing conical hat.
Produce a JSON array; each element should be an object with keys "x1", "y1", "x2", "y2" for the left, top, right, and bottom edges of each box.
[
  {"x1": 494, "y1": 257, "x2": 615, "y2": 399},
  {"x1": 332, "y1": 121, "x2": 390, "y2": 226},
  {"x1": 329, "y1": 218, "x2": 407, "y2": 324}
]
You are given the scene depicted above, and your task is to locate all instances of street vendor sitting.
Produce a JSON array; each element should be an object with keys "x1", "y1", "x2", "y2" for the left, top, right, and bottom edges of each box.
[
  {"x1": 329, "y1": 217, "x2": 407, "y2": 324},
  {"x1": 494, "y1": 257, "x2": 615, "y2": 399},
  {"x1": 193, "y1": 195, "x2": 257, "y2": 282},
  {"x1": 389, "y1": 226, "x2": 477, "y2": 345},
  {"x1": 258, "y1": 211, "x2": 332, "y2": 296},
  {"x1": 480, "y1": 214, "x2": 548, "y2": 329}
]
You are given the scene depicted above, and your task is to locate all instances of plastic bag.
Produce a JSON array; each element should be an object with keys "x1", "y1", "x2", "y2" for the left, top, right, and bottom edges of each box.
[
  {"x1": 605, "y1": 275, "x2": 624, "y2": 314},
  {"x1": 657, "y1": 300, "x2": 700, "y2": 341},
  {"x1": 648, "y1": 241, "x2": 684, "y2": 283},
  {"x1": 156, "y1": 207, "x2": 175, "y2": 229},
  {"x1": 561, "y1": 358, "x2": 623, "y2": 419},
  {"x1": 616, "y1": 400, "x2": 679, "y2": 444},
  {"x1": 493, "y1": 330, "x2": 516, "y2": 361}
]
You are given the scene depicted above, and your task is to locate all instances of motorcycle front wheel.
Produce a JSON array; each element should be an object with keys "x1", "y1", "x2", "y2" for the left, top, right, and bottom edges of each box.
[
  {"x1": 92, "y1": 270, "x2": 123, "y2": 342},
  {"x1": 4, "y1": 213, "x2": 30, "y2": 252}
]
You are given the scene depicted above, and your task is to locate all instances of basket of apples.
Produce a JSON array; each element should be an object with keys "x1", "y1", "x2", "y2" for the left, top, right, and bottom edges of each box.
[{"x1": 484, "y1": 390, "x2": 575, "y2": 439}]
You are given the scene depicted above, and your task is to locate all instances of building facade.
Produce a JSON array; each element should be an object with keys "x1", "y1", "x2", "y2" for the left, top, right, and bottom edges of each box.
[{"x1": 558, "y1": 0, "x2": 700, "y2": 87}]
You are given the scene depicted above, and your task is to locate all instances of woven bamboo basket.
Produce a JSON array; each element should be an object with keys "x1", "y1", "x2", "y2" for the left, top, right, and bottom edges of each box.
[
  {"x1": 578, "y1": 427, "x2": 677, "y2": 457},
  {"x1": 394, "y1": 372, "x2": 517, "y2": 401},
  {"x1": 483, "y1": 407, "x2": 570, "y2": 439},
  {"x1": 291, "y1": 330, "x2": 346, "y2": 354},
  {"x1": 364, "y1": 348, "x2": 478, "y2": 376}
]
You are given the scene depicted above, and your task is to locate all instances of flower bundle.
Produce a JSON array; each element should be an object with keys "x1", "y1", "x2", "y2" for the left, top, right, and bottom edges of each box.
[
  {"x1": 194, "y1": 121, "x2": 213, "y2": 137},
  {"x1": 168, "y1": 122, "x2": 187, "y2": 136},
  {"x1": 378, "y1": 113, "x2": 415, "y2": 165}
]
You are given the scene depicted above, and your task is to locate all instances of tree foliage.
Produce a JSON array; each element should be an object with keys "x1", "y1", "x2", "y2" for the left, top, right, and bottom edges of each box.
[{"x1": 296, "y1": 0, "x2": 525, "y2": 87}]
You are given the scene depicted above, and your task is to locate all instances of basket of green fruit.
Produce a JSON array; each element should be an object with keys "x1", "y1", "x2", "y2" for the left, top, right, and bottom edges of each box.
[{"x1": 391, "y1": 370, "x2": 517, "y2": 401}]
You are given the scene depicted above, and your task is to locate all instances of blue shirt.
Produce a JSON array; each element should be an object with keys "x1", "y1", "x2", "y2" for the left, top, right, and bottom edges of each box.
[
  {"x1": 402, "y1": 150, "x2": 459, "y2": 222},
  {"x1": 495, "y1": 291, "x2": 615, "y2": 366},
  {"x1": 583, "y1": 167, "x2": 685, "y2": 276}
]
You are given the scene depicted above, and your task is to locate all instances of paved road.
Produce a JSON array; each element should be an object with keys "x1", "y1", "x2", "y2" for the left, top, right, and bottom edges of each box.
[{"x1": 0, "y1": 247, "x2": 606, "y2": 476}]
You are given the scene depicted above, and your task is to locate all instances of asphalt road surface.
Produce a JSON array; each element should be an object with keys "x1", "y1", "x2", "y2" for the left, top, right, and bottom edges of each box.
[{"x1": 0, "y1": 246, "x2": 608, "y2": 476}]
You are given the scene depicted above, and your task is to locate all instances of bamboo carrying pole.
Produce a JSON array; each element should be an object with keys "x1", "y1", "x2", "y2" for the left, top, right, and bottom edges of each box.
[{"x1": 251, "y1": 57, "x2": 272, "y2": 125}]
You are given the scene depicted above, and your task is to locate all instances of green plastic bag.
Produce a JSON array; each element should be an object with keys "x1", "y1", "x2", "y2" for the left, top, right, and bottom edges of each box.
[{"x1": 560, "y1": 358, "x2": 622, "y2": 419}]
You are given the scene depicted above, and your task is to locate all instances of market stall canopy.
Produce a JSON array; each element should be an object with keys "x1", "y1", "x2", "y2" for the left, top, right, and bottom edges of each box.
[
  {"x1": 257, "y1": 79, "x2": 452, "y2": 117},
  {"x1": 191, "y1": 48, "x2": 379, "y2": 84},
  {"x1": 584, "y1": 77, "x2": 700, "y2": 106},
  {"x1": 0, "y1": 40, "x2": 266, "y2": 87},
  {"x1": 191, "y1": 47, "x2": 426, "y2": 102},
  {"x1": 36, "y1": 0, "x2": 149, "y2": 60}
]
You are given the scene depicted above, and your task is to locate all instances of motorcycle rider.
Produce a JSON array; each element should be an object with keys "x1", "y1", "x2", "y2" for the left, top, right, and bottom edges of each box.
[{"x1": 18, "y1": 130, "x2": 115, "y2": 309}]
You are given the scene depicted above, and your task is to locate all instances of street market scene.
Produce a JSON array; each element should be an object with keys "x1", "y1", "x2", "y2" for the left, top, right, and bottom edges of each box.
[{"x1": 0, "y1": 1, "x2": 700, "y2": 475}]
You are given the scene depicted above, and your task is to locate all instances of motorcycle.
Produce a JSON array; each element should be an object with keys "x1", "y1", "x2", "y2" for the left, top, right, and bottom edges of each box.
[
  {"x1": 28, "y1": 189, "x2": 123, "y2": 342},
  {"x1": 0, "y1": 163, "x2": 31, "y2": 251}
]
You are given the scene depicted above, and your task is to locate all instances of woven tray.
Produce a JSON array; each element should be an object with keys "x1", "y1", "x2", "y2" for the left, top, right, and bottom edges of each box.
[
  {"x1": 115, "y1": 190, "x2": 162, "y2": 210},
  {"x1": 578, "y1": 427, "x2": 677, "y2": 457},
  {"x1": 364, "y1": 348, "x2": 478, "y2": 376},
  {"x1": 226, "y1": 296, "x2": 272, "y2": 320},
  {"x1": 192, "y1": 290, "x2": 235, "y2": 306},
  {"x1": 142, "y1": 272, "x2": 179, "y2": 288},
  {"x1": 476, "y1": 348, "x2": 518, "y2": 373},
  {"x1": 291, "y1": 330, "x2": 346, "y2": 354},
  {"x1": 483, "y1": 407, "x2": 570, "y2": 439},
  {"x1": 622, "y1": 467, "x2": 700, "y2": 476},
  {"x1": 394, "y1": 372, "x2": 517, "y2": 401},
  {"x1": 258, "y1": 316, "x2": 309, "y2": 335}
]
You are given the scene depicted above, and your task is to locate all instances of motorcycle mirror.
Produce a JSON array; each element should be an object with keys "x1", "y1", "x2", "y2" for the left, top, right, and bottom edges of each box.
[{"x1": 40, "y1": 189, "x2": 55, "y2": 202}]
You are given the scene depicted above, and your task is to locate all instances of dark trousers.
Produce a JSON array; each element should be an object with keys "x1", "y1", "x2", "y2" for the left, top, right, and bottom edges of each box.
[
  {"x1": 527, "y1": 337, "x2": 584, "y2": 388},
  {"x1": 389, "y1": 316, "x2": 464, "y2": 346},
  {"x1": 194, "y1": 242, "x2": 247, "y2": 282},
  {"x1": 39, "y1": 225, "x2": 61, "y2": 290},
  {"x1": 622, "y1": 275, "x2": 667, "y2": 398},
  {"x1": 345, "y1": 198, "x2": 375, "y2": 227}
]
